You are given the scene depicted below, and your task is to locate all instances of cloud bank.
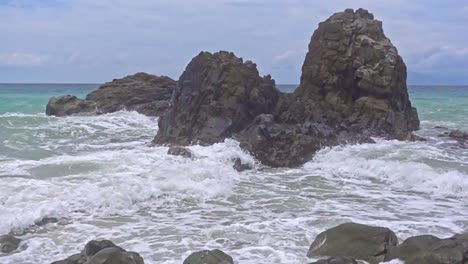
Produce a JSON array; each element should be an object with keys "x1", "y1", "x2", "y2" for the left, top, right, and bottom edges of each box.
[{"x1": 0, "y1": 0, "x2": 467, "y2": 84}]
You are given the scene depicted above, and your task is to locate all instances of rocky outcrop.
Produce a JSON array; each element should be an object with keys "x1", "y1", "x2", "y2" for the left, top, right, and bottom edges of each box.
[
  {"x1": 307, "y1": 222, "x2": 398, "y2": 264},
  {"x1": 294, "y1": 8, "x2": 419, "y2": 139},
  {"x1": 385, "y1": 233, "x2": 468, "y2": 264},
  {"x1": 154, "y1": 51, "x2": 279, "y2": 145},
  {"x1": 183, "y1": 249, "x2": 234, "y2": 264},
  {"x1": 153, "y1": 8, "x2": 419, "y2": 167},
  {"x1": 51, "y1": 239, "x2": 144, "y2": 264},
  {"x1": 0, "y1": 235, "x2": 21, "y2": 254},
  {"x1": 46, "y1": 73, "x2": 176, "y2": 117}
]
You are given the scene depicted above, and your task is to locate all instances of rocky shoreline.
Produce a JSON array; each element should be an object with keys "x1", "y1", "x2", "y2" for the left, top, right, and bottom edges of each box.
[
  {"x1": 35, "y1": 7, "x2": 467, "y2": 264},
  {"x1": 46, "y1": 8, "x2": 421, "y2": 168},
  {"x1": 2, "y1": 222, "x2": 467, "y2": 263}
]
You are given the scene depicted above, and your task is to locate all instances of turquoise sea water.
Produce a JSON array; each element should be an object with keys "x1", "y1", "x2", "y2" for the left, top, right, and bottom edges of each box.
[{"x1": 0, "y1": 84, "x2": 467, "y2": 264}]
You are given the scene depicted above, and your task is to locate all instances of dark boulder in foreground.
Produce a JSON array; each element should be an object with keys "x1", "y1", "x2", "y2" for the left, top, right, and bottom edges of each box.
[
  {"x1": 385, "y1": 233, "x2": 468, "y2": 264},
  {"x1": 153, "y1": 8, "x2": 420, "y2": 167},
  {"x1": 154, "y1": 51, "x2": 279, "y2": 145},
  {"x1": 0, "y1": 235, "x2": 21, "y2": 254},
  {"x1": 183, "y1": 249, "x2": 234, "y2": 264},
  {"x1": 167, "y1": 146, "x2": 193, "y2": 158},
  {"x1": 46, "y1": 72, "x2": 176, "y2": 117},
  {"x1": 51, "y1": 239, "x2": 144, "y2": 264},
  {"x1": 307, "y1": 222, "x2": 398, "y2": 264}
]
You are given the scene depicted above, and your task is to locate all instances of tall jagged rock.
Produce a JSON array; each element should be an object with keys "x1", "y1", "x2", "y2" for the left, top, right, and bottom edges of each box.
[
  {"x1": 154, "y1": 51, "x2": 279, "y2": 145},
  {"x1": 294, "y1": 8, "x2": 419, "y2": 139},
  {"x1": 46, "y1": 73, "x2": 176, "y2": 117}
]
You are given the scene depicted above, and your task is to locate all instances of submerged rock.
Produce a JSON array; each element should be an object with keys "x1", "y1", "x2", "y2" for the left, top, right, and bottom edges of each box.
[
  {"x1": 232, "y1": 157, "x2": 252, "y2": 172},
  {"x1": 51, "y1": 239, "x2": 144, "y2": 264},
  {"x1": 309, "y1": 256, "x2": 357, "y2": 264},
  {"x1": 385, "y1": 233, "x2": 468, "y2": 264},
  {"x1": 167, "y1": 146, "x2": 192, "y2": 158},
  {"x1": 154, "y1": 51, "x2": 279, "y2": 145},
  {"x1": 307, "y1": 222, "x2": 398, "y2": 264},
  {"x1": 183, "y1": 249, "x2": 234, "y2": 264},
  {"x1": 46, "y1": 72, "x2": 176, "y2": 117},
  {"x1": 0, "y1": 235, "x2": 21, "y2": 254}
]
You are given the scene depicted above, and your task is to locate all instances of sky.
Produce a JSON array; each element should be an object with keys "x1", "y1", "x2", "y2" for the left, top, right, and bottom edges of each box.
[{"x1": 1, "y1": 0, "x2": 468, "y2": 84}]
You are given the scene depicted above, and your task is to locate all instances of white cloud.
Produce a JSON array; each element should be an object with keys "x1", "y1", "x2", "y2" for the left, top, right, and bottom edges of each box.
[{"x1": 0, "y1": 52, "x2": 48, "y2": 66}]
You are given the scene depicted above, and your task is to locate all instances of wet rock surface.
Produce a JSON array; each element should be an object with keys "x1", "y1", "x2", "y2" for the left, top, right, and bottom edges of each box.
[
  {"x1": 307, "y1": 222, "x2": 398, "y2": 264},
  {"x1": 46, "y1": 73, "x2": 176, "y2": 117},
  {"x1": 167, "y1": 146, "x2": 193, "y2": 158},
  {"x1": 154, "y1": 51, "x2": 279, "y2": 146},
  {"x1": 385, "y1": 233, "x2": 468, "y2": 264},
  {"x1": 183, "y1": 249, "x2": 234, "y2": 264},
  {"x1": 51, "y1": 239, "x2": 144, "y2": 264},
  {"x1": 0, "y1": 235, "x2": 21, "y2": 254},
  {"x1": 309, "y1": 256, "x2": 357, "y2": 264}
]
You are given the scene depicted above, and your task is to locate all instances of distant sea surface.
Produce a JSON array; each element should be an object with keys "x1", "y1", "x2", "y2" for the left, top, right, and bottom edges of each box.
[{"x1": 0, "y1": 84, "x2": 467, "y2": 264}]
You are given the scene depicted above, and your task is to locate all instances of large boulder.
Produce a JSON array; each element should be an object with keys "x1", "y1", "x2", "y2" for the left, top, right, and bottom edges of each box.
[
  {"x1": 51, "y1": 239, "x2": 144, "y2": 264},
  {"x1": 385, "y1": 233, "x2": 468, "y2": 264},
  {"x1": 294, "y1": 8, "x2": 419, "y2": 139},
  {"x1": 309, "y1": 256, "x2": 357, "y2": 264},
  {"x1": 183, "y1": 249, "x2": 234, "y2": 264},
  {"x1": 307, "y1": 223, "x2": 398, "y2": 264},
  {"x1": 46, "y1": 72, "x2": 176, "y2": 117},
  {"x1": 154, "y1": 51, "x2": 279, "y2": 145}
]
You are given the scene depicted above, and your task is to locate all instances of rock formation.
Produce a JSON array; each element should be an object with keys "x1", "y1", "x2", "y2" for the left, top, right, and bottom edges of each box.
[
  {"x1": 154, "y1": 51, "x2": 279, "y2": 145},
  {"x1": 51, "y1": 239, "x2": 144, "y2": 264},
  {"x1": 294, "y1": 8, "x2": 419, "y2": 139},
  {"x1": 46, "y1": 72, "x2": 176, "y2": 117},
  {"x1": 307, "y1": 222, "x2": 398, "y2": 264},
  {"x1": 308, "y1": 223, "x2": 468, "y2": 264},
  {"x1": 154, "y1": 8, "x2": 419, "y2": 167},
  {"x1": 183, "y1": 249, "x2": 234, "y2": 264}
]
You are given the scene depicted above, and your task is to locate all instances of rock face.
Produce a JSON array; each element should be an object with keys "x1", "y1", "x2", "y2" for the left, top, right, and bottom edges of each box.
[
  {"x1": 154, "y1": 51, "x2": 279, "y2": 145},
  {"x1": 307, "y1": 222, "x2": 398, "y2": 264},
  {"x1": 46, "y1": 73, "x2": 176, "y2": 117},
  {"x1": 51, "y1": 239, "x2": 144, "y2": 264},
  {"x1": 295, "y1": 8, "x2": 419, "y2": 139},
  {"x1": 385, "y1": 233, "x2": 468, "y2": 264},
  {"x1": 0, "y1": 235, "x2": 21, "y2": 254},
  {"x1": 183, "y1": 249, "x2": 234, "y2": 264},
  {"x1": 153, "y1": 8, "x2": 419, "y2": 167}
]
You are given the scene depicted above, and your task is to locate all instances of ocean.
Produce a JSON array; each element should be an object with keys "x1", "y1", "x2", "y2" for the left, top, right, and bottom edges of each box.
[{"x1": 0, "y1": 84, "x2": 467, "y2": 264}]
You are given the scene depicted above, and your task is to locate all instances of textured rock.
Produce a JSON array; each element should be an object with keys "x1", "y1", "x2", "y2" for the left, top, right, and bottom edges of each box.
[
  {"x1": 152, "y1": 8, "x2": 419, "y2": 168},
  {"x1": 183, "y1": 249, "x2": 234, "y2": 264},
  {"x1": 232, "y1": 157, "x2": 252, "y2": 172},
  {"x1": 294, "y1": 8, "x2": 419, "y2": 139},
  {"x1": 385, "y1": 233, "x2": 468, "y2": 264},
  {"x1": 237, "y1": 114, "x2": 338, "y2": 167},
  {"x1": 167, "y1": 146, "x2": 192, "y2": 158},
  {"x1": 0, "y1": 235, "x2": 21, "y2": 254},
  {"x1": 51, "y1": 239, "x2": 144, "y2": 264},
  {"x1": 46, "y1": 73, "x2": 176, "y2": 117},
  {"x1": 309, "y1": 256, "x2": 357, "y2": 264},
  {"x1": 307, "y1": 222, "x2": 398, "y2": 264},
  {"x1": 154, "y1": 51, "x2": 279, "y2": 145}
]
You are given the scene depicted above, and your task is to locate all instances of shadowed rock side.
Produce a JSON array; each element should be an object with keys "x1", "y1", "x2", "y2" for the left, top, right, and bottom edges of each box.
[
  {"x1": 154, "y1": 51, "x2": 279, "y2": 145},
  {"x1": 293, "y1": 8, "x2": 419, "y2": 139},
  {"x1": 46, "y1": 72, "x2": 176, "y2": 117},
  {"x1": 153, "y1": 8, "x2": 420, "y2": 167}
]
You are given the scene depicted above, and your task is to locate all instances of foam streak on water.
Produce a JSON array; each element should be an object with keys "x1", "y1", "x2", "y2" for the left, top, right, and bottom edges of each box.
[{"x1": 0, "y1": 85, "x2": 467, "y2": 264}]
